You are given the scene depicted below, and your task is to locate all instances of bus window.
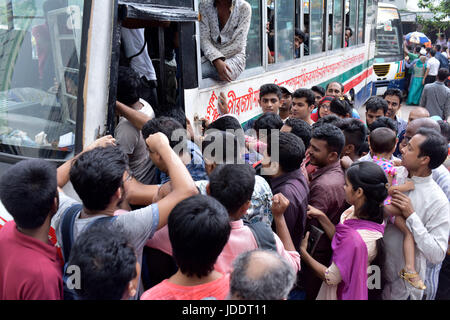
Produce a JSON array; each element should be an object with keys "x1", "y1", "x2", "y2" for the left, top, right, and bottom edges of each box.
[
  {"x1": 309, "y1": 0, "x2": 323, "y2": 55},
  {"x1": 332, "y1": 0, "x2": 343, "y2": 49},
  {"x1": 245, "y1": 0, "x2": 262, "y2": 69},
  {"x1": 358, "y1": 0, "x2": 365, "y2": 44},
  {"x1": 274, "y1": 0, "x2": 295, "y2": 62},
  {"x1": 0, "y1": 0, "x2": 84, "y2": 160},
  {"x1": 344, "y1": 0, "x2": 357, "y2": 47},
  {"x1": 375, "y1": 6, "x2": 403, "y2": 57},
  {"x1": 326, "y1": 0, "x2": 333, "y2": 51},
  {"x1": 302, "y1": 0, "x2": 310, "y2": 56}
]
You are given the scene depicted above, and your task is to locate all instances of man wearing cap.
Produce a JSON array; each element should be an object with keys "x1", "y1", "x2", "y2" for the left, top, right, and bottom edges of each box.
[{"x1": 279, "y1": 86, "x2": 293, "y2": 123}]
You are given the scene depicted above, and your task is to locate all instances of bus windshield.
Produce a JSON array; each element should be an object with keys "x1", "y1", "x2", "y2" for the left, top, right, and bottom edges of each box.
[
  {"x1": 375, "y1": 6, "x2": 403, "y2": 57},
  {"x1": 0, "y1": 0, "x2": 84, "y2": 161}
]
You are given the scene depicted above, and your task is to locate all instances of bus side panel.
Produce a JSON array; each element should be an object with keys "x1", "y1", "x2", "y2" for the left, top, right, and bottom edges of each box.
[{"x1": 186, "y1": 46, "x2": 372, "y2": 125}]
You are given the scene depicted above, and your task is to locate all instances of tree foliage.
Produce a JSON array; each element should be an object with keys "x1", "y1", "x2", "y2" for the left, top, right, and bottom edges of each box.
[{"x1": 417, "y1": 0, "x2": 450, "y2": 31}]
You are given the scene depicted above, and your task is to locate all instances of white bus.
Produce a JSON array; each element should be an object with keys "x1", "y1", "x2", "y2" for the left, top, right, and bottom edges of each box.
[
  {"x1": 371, "y1": 2, "x2": 406, "y2": 96},
  {"x1": 0, "y1": 0, "x2": 379, "y2": 175}
]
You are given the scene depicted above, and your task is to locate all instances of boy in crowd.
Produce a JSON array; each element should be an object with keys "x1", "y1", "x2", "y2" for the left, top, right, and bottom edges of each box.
[
  {"x1": 383, "y1": 88, "x2": 407, "y2": 136},
  {"x1": 0, "y1": 159, "x2": 63, "y2": 300},
  {"x1": 115, "y1": 66, "x2": 157, "y2": 185},
  {"x1": 67, "y1": 222, "x2": 140, "y2": 300},
  {"x1": 264, "y1": 132, "x2": 309, "y2": 252},
  {"x1": 141, "y1": 116, "x2": 208, "y2": 184},
  {"x1": 301, "y1": 124, "x2": 347, "y2": 300},
  {"x1": 365, "y1": 96, "x2": 389, "y2": 127},
  {"x1": 311, "y1": 85, "x2": 325, "y2": 107},
  {"x1": 290, "y1": 88, "x2": 316, "y2": 125},
  {"x1": 336, "y1": 118, "x2": 368, "y2": 163},
  {"x1": 279, "y1": 86, "x2": 293, "y2": 122},
  {"x1": 54, "y1": 133, "x2": 197, "y2": 298},
  {"x1": 141, "y1": 195, "x2": 231, "y2": 300},
  {"x1": 243, "y1": 83, "x2": 282, "y2": 131}
]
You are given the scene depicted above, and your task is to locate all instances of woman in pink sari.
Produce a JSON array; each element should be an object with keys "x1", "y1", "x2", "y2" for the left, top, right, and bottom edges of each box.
[{"x1": 300, "y1": 161, "x2": 387, "y2": 300}]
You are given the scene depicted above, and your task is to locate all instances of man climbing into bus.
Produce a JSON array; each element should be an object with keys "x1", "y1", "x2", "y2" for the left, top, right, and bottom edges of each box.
[{"x1": 199, "y1": 0, "x2": 252, "y2": 82}]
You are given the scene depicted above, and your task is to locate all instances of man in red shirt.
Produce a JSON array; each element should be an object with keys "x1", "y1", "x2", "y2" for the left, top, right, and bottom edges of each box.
[{"x1": 0, "y1": 159, "x2": 63, "y2": 300}]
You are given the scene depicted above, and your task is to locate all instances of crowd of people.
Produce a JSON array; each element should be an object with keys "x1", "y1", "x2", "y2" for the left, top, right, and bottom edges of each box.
[{"x1": 1, "y1": 68, "x2": 449, "y2": 301}]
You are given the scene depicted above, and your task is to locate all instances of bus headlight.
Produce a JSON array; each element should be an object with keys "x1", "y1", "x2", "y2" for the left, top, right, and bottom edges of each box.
[{"x1": 395, "y1": 72, "x2": 405, "y2": 79}]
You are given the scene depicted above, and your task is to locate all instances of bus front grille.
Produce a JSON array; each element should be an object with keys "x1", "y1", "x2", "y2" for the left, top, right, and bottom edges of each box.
[{"x1": 373, "y1": 64, "x2": 390, "y2": 77}]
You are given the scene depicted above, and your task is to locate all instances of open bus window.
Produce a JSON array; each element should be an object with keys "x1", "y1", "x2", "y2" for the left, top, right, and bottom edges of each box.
[
  {"x1": 0, "y1": 0, "x2": 83, "y2": 160},
  {"x1": 274, "y1": 0, "x2": 294, "y2": 62},
  {"x1": 199, "y1": 0, "x2": 251, "y2": 82},
  {"x1": 375, "y1": 7, "x2": 402, "y2": 57},
  {"x1": 344, "y1": 0, "x2": 357, "y2": 47},
  {"x1": 357, "y1": 0, "x2": 365, "y2": 44},
  {"x1": 309, "y1": 0, "x2": 323, "y2": 55},
  {"x1": 245, "y1": 0, "x2": 262, "y2": 69}
]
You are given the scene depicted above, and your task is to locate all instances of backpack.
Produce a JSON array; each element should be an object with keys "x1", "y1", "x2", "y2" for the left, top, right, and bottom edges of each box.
[
  {"x1": 243, "y1": 220, "x2": 277, "y2": 251},
  {"x1": 60, "y1": 204, "x2": 117, "y2": 300}
]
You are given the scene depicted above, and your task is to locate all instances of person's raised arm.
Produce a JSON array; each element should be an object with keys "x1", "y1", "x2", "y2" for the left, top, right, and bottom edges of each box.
[
  {"x1": 271, "y1": 193, "x2": 296, "y2": 251},
  {"x1": 146, "y1": 133, "x2": 198, "y2": 229},
  {"x1": 116, "y1": 101, "x2": 151, "y2": 131},
  {"x1": 57, "y1": 135, "x2": 116, "y2": 189},
  {"x1": 307, "y1": 205, "x2": 336, "y2": 240}
]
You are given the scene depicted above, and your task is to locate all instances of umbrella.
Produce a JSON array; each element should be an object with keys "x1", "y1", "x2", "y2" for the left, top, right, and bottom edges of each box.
[{"x1": 405, "y1": 32, "x2": 432, "y2": 48}]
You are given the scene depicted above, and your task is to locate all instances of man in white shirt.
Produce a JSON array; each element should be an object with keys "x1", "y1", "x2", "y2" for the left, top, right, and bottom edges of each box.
[
  {"x1": 382, "y1": 128, "x2": 450, "y2": 300},
  {"x1": 425, "y1": 49, "x2": 441, "y2": 85}
]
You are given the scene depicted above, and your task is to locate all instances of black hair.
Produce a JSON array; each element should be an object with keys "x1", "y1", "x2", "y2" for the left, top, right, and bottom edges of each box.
[
  {"x1": 368, "y1": 116, "x2": 398, "y2": 134},
  {"x1": 259, "y1": 83, "x2": 282, "y2": 100},
  {"x1": 156, "y1": 106, "x2": 187, "y2": 129},
  {"x1": 312, "y1": 114, "x2": 342, "y2": 129},
  {"x1": 292, "y1": 88, "x2": 316, "y2": 106},
  {"x1": 311, "y1": 123, "x2": 345, "y2": 156},
  {"x1": 383, "y1": 88, "x2": 403, "y2": 105},
  {"x1": 335, "y1": 118, "x2": 368, "y2": 154},
  {"x1": 436, "y1": 44, "x2": 442, "y2": 51},
  {"x1": 369, "y1": 127, "x2": 397, "y2": 154},
  {"x1": 267, "y1": 132, "x2": 305, "y2": 172},
  {"x1": 438, "y1": 68, "x2": 450, "y2": 82},
  {"x1": 284, "y1": 118, "x2": 312, "y2": 149},
  {"x1": 202, "y1": 130, "x2": 243, "y2": 164},
  {"x1": 117, "y1": 66, "x2": 141, "y2": 106},
  {"x1": 70, "y1": 146, "x2": 128, "y2": 211},
  {"x1": 253, "y1": 112, "x2": 283, "y2": 134},
  {"x1": 207, "y1": 115, "x2": 243, "y2": 132},
  {"x1": 346, "y1": 161, "x2": 387, "y2": 224},
  {"x1": 330, "y1": 97, "x2": 352, "y2": 117},
  {"x1": 365, "y1": 96, "x2": 388, "y2": 114},
  {"x1": 209, "y1": 164, "x2": 255, "y2": 214},
  {"x1": 414, "y1": 46, "x2": 421, "y2": 54},
  {"x1": 345, "y1": 27, "x2": 353, "y2": 37},
  {"x1": 68, "y1": 222, "x2": 137, "y2": 300},
  {"x1": 0, "y1": 159, "x2": 57, "y2": 229},
  {"x1": 141, "y1": 116, "x2": 185, "y2": 149},
  {"x1": 168, "y1": 195, "x2": 231, "y2": 278},
  {"x1": 416, "y1": 128, "x2": 448, "y2": 170},
  {"x1": 430, "y1": 49, "x2": 436, "y2": 57},
  {"x1": 279, "y1": 87, "x2": 292, "y2": 97},
  {"x1": 295, "y1": 28, "x2": 307, "y2": 41},
  {"x1": 437, "y1": 120, "x2": 450, "y2": 142},
  {"x1": 311, "y1": 85, "x2": 325, "y2": 97}
]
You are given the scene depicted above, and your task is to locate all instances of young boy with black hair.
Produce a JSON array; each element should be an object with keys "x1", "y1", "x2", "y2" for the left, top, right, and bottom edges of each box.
[
  {"x1": 141, "y1": 195, "x2": 231, "y2": 300},
  {"x1": 0, "y1": 160, "x2": 62, "y2": 300}
]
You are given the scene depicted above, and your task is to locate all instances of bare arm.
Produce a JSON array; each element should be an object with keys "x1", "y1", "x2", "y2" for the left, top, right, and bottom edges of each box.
[
  {"x1": 116, "y1": 101, "x2": 151, "y2": 131},
  {"x1": 300, "y1": 232, "x2": 328, "y2": 281},
  {"x1": 307, "y1": 205, "x2": 336, "y2": 240},
  {"x1": 125, "y1": 177, "x2": 160, "y2": 206},
  {"x1": 57, "y1": 135, "x2": 116, "y2": 188},
  {"x1": 146, "y1": 133, "x2": 198, "y2": 229}
]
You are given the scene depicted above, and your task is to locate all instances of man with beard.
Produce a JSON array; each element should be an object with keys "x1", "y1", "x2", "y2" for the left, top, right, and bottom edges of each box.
[{"x1": 300, "y1": 124, "x2": 347, "y2": 300}]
